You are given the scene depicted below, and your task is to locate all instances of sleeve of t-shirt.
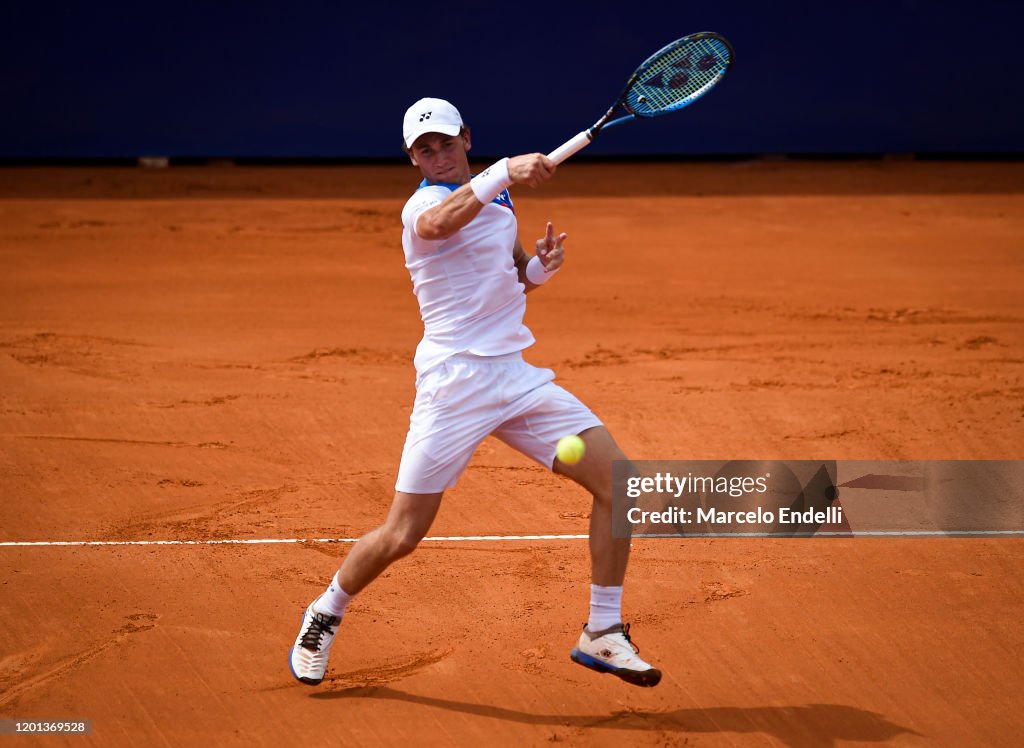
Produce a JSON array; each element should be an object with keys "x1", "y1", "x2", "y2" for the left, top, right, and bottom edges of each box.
[{"x1": 401, "y1": 186, "x2": 451, "y2": 250}]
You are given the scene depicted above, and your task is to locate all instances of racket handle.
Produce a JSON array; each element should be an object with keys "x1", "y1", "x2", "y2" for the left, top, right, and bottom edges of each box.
[{"x1": 547, "y1": 131, "x2": 592, "y2": 165}]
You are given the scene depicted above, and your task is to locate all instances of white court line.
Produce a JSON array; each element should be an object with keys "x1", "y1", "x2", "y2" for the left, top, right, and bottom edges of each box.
[
  {"x1": 1, "y1": 531, "x2": 1023, "y2": 547},
  {"x1": 0, "y1": 534, "x2": 591, "y2": 547},
  {"x1": 634, "y1": 531, "x2": 1024, "y2": 538}
]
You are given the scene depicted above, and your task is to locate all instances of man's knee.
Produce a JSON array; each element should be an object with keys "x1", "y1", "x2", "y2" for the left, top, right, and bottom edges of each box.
[
  {"x1": 569, "y1": 429, "x2": 631, "y2": 503},
  {"x1": 382, "y1": 528, "x2": 421, "y2": 559},
  {"x1": 591, "y1": 483, "x2": 615, "y2": 510},
  {"x1": 377, "y1": 490, "x2": 442, "y2": 560}
]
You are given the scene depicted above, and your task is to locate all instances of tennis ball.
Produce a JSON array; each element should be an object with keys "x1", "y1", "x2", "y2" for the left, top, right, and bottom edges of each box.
[{"x1": 556, "y1": 435, "x2": 586, "y2": 465}]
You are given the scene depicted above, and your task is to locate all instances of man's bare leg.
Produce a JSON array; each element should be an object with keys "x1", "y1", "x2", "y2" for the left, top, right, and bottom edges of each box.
[
  {"x1": 555, "y1": 425, "x2": 661, "y2": 687},
  {"x1": 553, "y1": 426, "x2": 630, "y2": 585},
  {"x1": 338, "y1": 490, "x2": 443, "y2": 594},
  {"x1": 289, "y1": 491, "x2": 442, "y2": 685}
]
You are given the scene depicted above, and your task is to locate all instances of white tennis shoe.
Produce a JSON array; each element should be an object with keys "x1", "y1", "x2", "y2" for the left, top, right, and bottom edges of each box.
[
  {"x1": 289, "y1": 596, "x2": 341, "y2": 686},
  {"x1": 570, "y1": 622, "x2": 662, "y2": 687}
]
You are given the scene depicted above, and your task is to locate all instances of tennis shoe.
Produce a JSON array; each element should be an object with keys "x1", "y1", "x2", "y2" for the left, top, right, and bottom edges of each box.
[
  {"x1": 570, "y1": 622, "x2": 662, "y2": 687},
  {"x1": 289, "y1": 596, "x2": 341, "y2": 686}
]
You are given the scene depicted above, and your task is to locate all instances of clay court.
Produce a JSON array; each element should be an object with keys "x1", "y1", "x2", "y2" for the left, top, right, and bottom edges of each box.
[{"x1": 1, "y1": 160, "x2": 1022, "y2": 745}]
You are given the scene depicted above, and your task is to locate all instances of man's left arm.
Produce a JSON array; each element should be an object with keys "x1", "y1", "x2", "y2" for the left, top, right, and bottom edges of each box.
[{"x1": 515, "y1": 222, "x2": 567, "y2": 293}]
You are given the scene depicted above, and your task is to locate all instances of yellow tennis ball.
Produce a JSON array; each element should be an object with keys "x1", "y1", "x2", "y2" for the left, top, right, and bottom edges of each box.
[{"x1": 556, "y1": 435, "x2": 586, "y2": 465}]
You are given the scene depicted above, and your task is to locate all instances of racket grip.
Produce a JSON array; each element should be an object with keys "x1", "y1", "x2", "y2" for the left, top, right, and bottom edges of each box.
[{"x1": 547, "y1": 131, "x2": 592, "y2": 165}]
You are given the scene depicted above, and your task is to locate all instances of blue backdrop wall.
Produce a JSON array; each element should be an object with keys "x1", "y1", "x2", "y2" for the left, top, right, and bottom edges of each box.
[{"x1": 2, "y1": 1, "x2": 1021, "y2": 158}]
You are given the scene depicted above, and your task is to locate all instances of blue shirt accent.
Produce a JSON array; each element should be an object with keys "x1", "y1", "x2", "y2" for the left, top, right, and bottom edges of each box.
[{"x1": 417, "y1": 177, "x2": 514, "y2": 213}]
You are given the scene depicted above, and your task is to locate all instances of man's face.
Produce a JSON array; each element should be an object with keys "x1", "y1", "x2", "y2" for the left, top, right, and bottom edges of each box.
[{"x1": 408, "y1": 130, "x2": 471, "y2": 184}]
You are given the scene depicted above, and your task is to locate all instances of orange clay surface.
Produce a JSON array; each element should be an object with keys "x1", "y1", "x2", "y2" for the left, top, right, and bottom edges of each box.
[{"x1": 1, "y1": 161, "x2": 1022, "y2": 746}]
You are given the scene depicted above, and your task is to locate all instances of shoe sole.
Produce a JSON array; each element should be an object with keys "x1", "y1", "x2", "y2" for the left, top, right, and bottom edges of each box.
[{"x1": 570, "y1": 648, "x2": 662, "y2": 688}]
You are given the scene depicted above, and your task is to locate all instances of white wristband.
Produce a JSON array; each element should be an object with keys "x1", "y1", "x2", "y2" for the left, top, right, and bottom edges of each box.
[
  {"x1": 470, "y1": 157, "x2": 512, "y2": 204},
  {"x1": 526, "y1": 255, "x2": 558, "y2": 285}
]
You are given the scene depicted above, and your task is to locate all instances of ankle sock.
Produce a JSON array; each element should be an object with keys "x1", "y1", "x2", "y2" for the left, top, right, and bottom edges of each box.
[
  {"x1": 314, "y1": 572, "x2": 354, "y2": 618},
  {"x1": 588, "y1": 584, "x2": 623, "y2": 632}
]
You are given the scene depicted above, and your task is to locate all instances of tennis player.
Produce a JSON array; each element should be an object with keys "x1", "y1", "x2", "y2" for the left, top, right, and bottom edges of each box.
[{"x1": 290, "y1": 97, "x2": 661, "y2": 688}]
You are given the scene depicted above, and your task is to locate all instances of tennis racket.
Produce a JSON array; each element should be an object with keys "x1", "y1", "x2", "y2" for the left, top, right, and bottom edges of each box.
[{"x1": 547, "y1": 32, "x2": 734, "y2": 164}]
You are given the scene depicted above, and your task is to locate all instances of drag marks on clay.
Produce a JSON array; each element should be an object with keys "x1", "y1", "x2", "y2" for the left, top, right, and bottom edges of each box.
[
  {"x1": 1, "y1": 332, "x2": 148, "y2": 380},
  {"x1": 730, "y1": 377, "x2": 840, "y2": 393},
  {"x1": 564, "y1": 340, "x2": 805, "y2": 370},
  {"x1": 286, "y1": 347, "x2": 406, "y2": 366},
  {"x1": 958, "y1": 335, "x2": 1002, "y2": 350},
  {"x1": 701, "y1": 581, "x2": 748, "y2": 603},
  {"x1": 102, "y1": 485, "x2": 297, "y2": 542},
  {"x1": 35, "y1": 219, "x2": 120, "y2": 230},
  {"x1": 315, "y1": 648, "x2": 453, "y2": 690},
  {"x1": 330, "y1": 469, "x2": 390, "y2": 494},
  {"x1": 0, "y1": 613, "x2": 158, "y2": 709},
  {"x1": 151, "y1": 394, "x2": 241, "y2": 409},
  {"x1": 230, "y1": 346, "x2": 411, "y2": 386},
  {"x1": 297, "y1": 541, "x2": 347, "y2": 560},
  {"x1": 560, "y1": 299, "x2": 1023, "y2": 424},
  {"x1": 562, "y1": 346, "x2": 628, "y2": 369},
  {"x1": 290, "y1": 208, "x2": 389, "y2": 235},
  {"x1": 0, "y1": 649, "x2": 46, "y2": 700},
  {"x1": 157, "y1": 478, "x2": 205, "y2": 488},
  {"x1": 718, "y1": 299, "x2": 1021, "y2": 327},
  {"x1": 239, "y1": 207, "x2": 390, "y2": 239},
  {"x1": 13, "y1": 434, "x2": 229, "y2": 450},
  {"x1": 482, "y1": 546, "x2": 564, "y2": 587},
  {"x1": 186, "y1": 360, "x2": 267, "y2": 372},
  {"x1": 565, "y1": 307, "x2": 1020, "y2": 368},
  {"x1": 557, "y1": 510, "x2": 590, "y2": 520},
  {"x1": 862, "y1": 308, "x2": 1019, "y2": 326},
  {"x1": 256, "y1": 565, "x2": 331, "y2": 589},
  {"x1": 635, "y1": 343, "x2": 747, "y2": 360},
  {"x1": 966, "y1": 386, "x2": 1024, "y2": 409},
  {"x1": 466, "y1": 463, "x2": 550, "y2": 484},
  {"x1": 782, "y1": 428, "x2": 859, "y2": 442}
]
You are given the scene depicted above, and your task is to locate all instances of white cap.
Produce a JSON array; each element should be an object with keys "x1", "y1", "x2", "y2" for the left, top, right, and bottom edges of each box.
[{"x1": 402, "y1": 97, "x2": 464, "y2": 149}]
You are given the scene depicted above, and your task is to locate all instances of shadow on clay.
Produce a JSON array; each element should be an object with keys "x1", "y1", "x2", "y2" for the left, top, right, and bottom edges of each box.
[{"x1": 310, "y1": 685, "x2": 921, "y2": 746}]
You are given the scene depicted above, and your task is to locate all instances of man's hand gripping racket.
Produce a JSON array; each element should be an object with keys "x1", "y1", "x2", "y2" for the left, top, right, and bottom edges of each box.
[{"x1": 547, "y1": 32, "x2": 735, "y2": 164}]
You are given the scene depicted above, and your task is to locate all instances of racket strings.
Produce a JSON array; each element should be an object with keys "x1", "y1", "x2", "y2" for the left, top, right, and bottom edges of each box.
[{"x1": 628, "y1": 37, "x2": 731, "y2": 115}]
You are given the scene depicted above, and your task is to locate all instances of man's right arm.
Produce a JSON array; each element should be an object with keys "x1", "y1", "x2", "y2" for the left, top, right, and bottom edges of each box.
[
  {"x1": 414, "y1": 183, "x2": 491, "y2": 241},
  {"x1": 415, "y1": 154, "x2": 557, "y2": 241}
]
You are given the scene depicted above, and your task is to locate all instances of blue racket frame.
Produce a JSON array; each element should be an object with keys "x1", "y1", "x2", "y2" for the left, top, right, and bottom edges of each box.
[{"x1": 547, "y1": 31, "x2": 734, "y2": 164}]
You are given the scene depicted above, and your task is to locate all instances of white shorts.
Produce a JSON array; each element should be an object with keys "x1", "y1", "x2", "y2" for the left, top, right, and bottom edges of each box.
[{"x1": 395, "y1": 352, "x2": 603, "y2": 494}]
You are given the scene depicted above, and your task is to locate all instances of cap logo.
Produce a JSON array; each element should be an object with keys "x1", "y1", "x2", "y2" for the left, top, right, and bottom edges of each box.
[{"x1": 418, "y1": 111, "x2": 432, "y2": 122}]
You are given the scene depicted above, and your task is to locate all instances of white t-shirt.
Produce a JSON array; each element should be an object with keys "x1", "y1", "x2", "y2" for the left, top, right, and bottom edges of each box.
[{"x1": 401, "y1": 181, "x2": 535, "y2": 375}]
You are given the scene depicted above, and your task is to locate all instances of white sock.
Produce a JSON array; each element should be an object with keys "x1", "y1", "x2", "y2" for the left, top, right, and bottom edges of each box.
[
  {"x1": 314, "y1": 572, "x2": 353, "y2": 618},
  {"x1": 588, "y1": 584, "x2": 622, "y2": 632}
]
